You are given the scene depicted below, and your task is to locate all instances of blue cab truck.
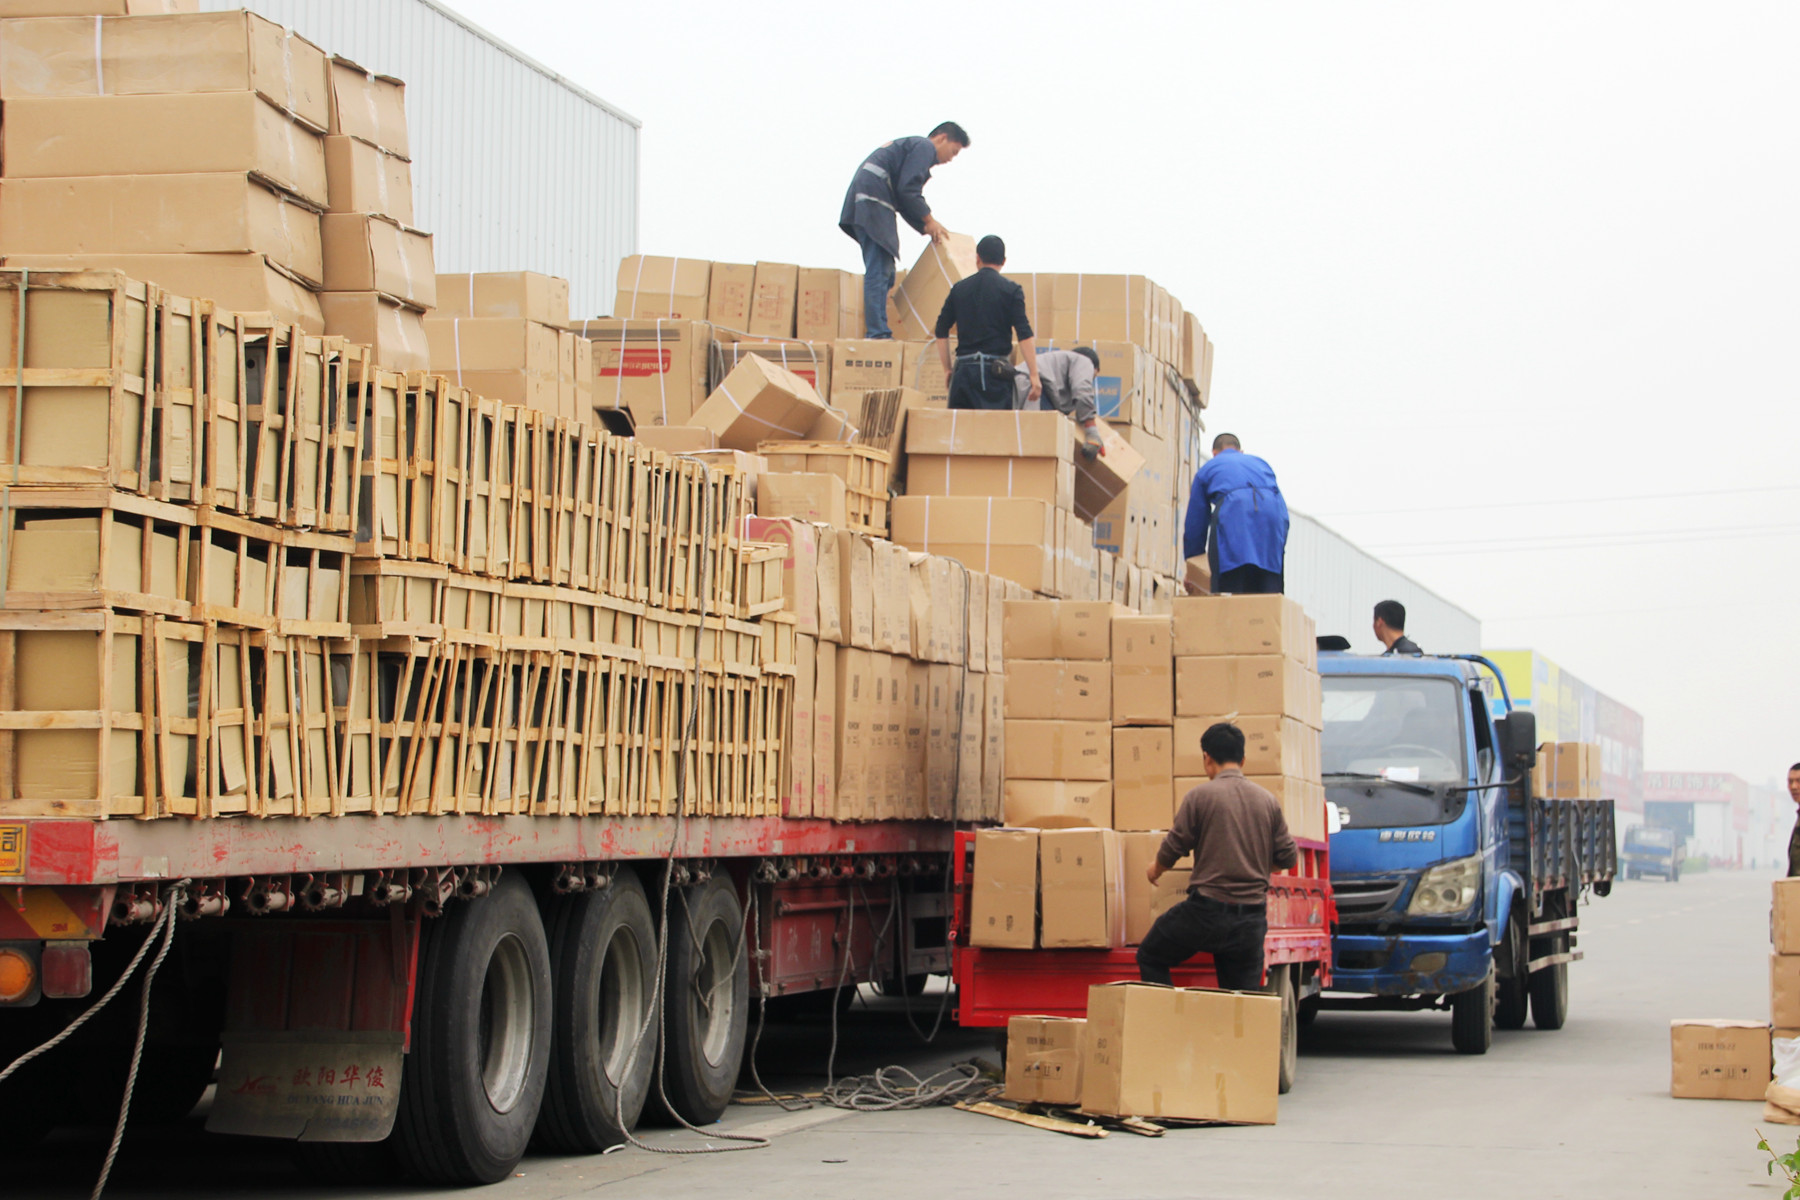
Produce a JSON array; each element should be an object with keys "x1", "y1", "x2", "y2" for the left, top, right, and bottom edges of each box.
[{"x1": 1312, "y1": 647, "x2": 1616, "y2": 1054}]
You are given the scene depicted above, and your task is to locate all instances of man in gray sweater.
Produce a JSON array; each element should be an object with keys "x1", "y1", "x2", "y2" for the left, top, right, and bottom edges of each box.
[
  {"x1": 1137, "y1": 722, "x2": 1297, "y2": 991},
  {"x1": 1017, "y1": 345, "x2": 1105, "y2": 459}
]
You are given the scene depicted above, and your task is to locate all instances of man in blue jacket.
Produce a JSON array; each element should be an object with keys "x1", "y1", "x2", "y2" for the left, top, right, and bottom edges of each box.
[
  {"x1": 1183, "y1": 433, "x2": 1289, "y2": 594},
  {"x1": 839, "y1": 122, "x2": 969, "y2": 338}
]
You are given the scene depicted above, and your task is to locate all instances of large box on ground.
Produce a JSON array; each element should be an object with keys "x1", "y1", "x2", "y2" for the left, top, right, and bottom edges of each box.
[
  {"x1": 1669, "y1": 1019, "x2": 1771, "y2": 1100},
  {"x1": 1080, "y1": 983, "x2": 1280, "y2": 1124},
  {"x1": 1003, "y1": 1016, "x2": 1086, "y2": 1106}
]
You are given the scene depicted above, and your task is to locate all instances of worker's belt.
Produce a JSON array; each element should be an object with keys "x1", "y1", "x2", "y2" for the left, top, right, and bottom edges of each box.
[
  {"x1": 954, "y1": 352, "x2": 1018, "y2": 382},
  {"x1": 1188, "y1": 891, "x2": 1266, "y2": 915}
]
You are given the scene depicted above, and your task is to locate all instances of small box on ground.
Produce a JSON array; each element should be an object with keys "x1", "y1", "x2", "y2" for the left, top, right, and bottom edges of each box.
[
  {"x1": 1003, "y1": 1016, "x2": 1086, "y2": 1106},
  {"x1": 1669, "y1": 1019, "x2": 1771, "y2": 1100},
  {"x1": 1080, "y1": 983, "x2": 1280, "y2": 1124}
]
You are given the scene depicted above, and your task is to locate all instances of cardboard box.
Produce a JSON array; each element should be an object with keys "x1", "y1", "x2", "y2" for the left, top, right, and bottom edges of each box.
[
  {"x1": 580, "y1": 319, "x2": 711, "y2": 425},
  {"x1": 813, "y1": 641, "x2": 837, "y2": 816},
  {"x1": 326, "y1": 56, "x2": 407, "y2": 156},
  {"x1": 1003, "y1": 660, "x2": 1110, "y2": 722},
  {"x1": 830, "y1": 339, "x2": 905, "y2": 401},
  {"x1": 1003, "y1": 720, "x2": 1111, "y2": 783},
  {"x1": 905, "y1": 408, "x2": 1076, "y2": 458},
  {"x1": 1039, "y1": 828, "x2": 1123, "y2": 949},
  {"x1": 319, "y1": 292, "x2": 428, "y2": 373},
  {"x1": 1004, "y1": 1016, "x2": 1087, "y2": 1106},
  {"x1": 426, "y1": 317, "x2": 559, "y2": 378},
  {"x1": 1003, "y1": 779, "x2": 1110, "y2": 829},
  {"x1": 1, "y1": 252, "x2": 322, "y2": 334},
  {"x1": 957, "y1": 672, "x2": 985, "y2": 819},
  {"x1": 1171, "y1": 594, "x2": 1315, "y2": 665},
  {"x1": 891, "y1": 234, "x2": 978, "y2": 341},
  {"x1": 1776, "y1": 956, "x2": 1800, "y2": 1029},
  {"x1": 1112, "y1": 615, "x2": 1173, "y2": 725},
  {"x1": 2, "y1": 92, "x2": 327, "y2": 207},
  {"x1": 614, "y1": 254, "x2": 710, "y2": 322},
  {"x1": 1670, "y1": 1020, "x2": 1772, "y2": 1100},
  {"x1": 1173, "y1": 715, "x2": 1319, "y2": 779},
  {"x1": 747, "y1": 261, "x2": 798, "y2": 338},
  {"x1": 903, "y1": 454, "x2": 1074, "y2": 509},
  {"x1": 970, "y1": 828, "x2": 1037, "y2": 949},
  {"x1": 1114, "y1": 727, "x2": 1175, "y2": 831},
  {"x1": 691, "y1": 354, "x2": 829, "y2": 451},
  {"x1": 758, "y1": 473, "x2": 848, "y2": 528},
  {"x1": 1121, "y1": 833, "x2": 1193, "y2": 945},
  {"x1": 320, "y1": 213, "x2": 433, "y2": 308},
  {"x1": 1176, "y1": 655, "x2": 1321, "y2": 725},
  {"x1": 1246, "y1": 775, "x2": 1326, "y2": 843},
  {"x1": 1003, "y1": 600, "x2": 1123, "y2": 662},
  {"x1": 889, "y1": 496, "x2": 1057, "y2": 594},
  {"x1": 815, "y1": 531, "x2": 843, "y2": 644},
  {"x1": 834, "y1": 531, "x2": 874, "y2": 650},
  {"x1": 323, "y1": 136, "x2": 413, "y2": 222},
  {"x1": 706, "y1": 261, "x2": 755, "y2": 330},
  {"x1": 1081, "y1": 983, "x2": 1280, "y2": 1123},
  {"x1": 635, "y1": 426, "x2": 717, "y2": 453},
  {"x1": 742, "y1": 517, "x2": 819, "y2": 638},
  {"x1": 0, "y1": 10, "x2": 330, "y2": 130},
  {"x1": 1071, "y1": 419, "x2": 1145, "y2": 523},
  {"x1": 788, "y1": 635, "x2": 816, "y2": 817},
  {"x1": 715, "y1": 339, "x2": 830, "y2": 399},
  {"x1": 0, "y1": 1, "x2": 198, "y2": 13},
  {"x1": 1778, "y1": 881, "x2": 1800, "y2": 955},
  {"x1": 964, "y1": 568, "x2": 989, "y2": 673},
  {"x1": 434, "y1": 271, "x2": 568, "y2": 325},
  {"x1": 903, "y1": 660, "x2": 929, "y2": 818},
  {"x1": 833, "y1": 646, "x2": 873, "y2": 819},
  {"x1": 872, "y1": 540, "x2": 912, "y2": 657},
  {"x1": 901, "y1": 339, "x2": 949, "y2": 406},
  {"x1": 0, "y1": 173, "x2": 325, "y2": 285},
  {"x1": 797, "y1": 268, "x2": 847, "y2": 343}
]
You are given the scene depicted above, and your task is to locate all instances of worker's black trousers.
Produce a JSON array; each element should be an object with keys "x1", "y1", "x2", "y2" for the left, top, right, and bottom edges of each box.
[
  {"x1": 1136, "y1": 893, "x2": 1268, "y2": 991},
  {"x1": 1215, "y1": 565, "x2": 1284, "y2": 595}
]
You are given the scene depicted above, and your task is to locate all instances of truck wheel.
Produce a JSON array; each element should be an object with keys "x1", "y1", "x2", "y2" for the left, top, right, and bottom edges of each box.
[
  {"x1": 536, "y1": 872, "x2": 660, "y2": 1153},
  {"x1": 1530, "y1": 940, "x2": 1570, "y2": 1031},
  {"x1": 1297, "y1": 995, "x2": 1321, "y2": 1027},
  {"x1": 393, "y1": 873, "x2": 552, "y2": 1186},
  {"x1": 1495, "y1": 919, "x2": 1529, "y2": 1030},
  {"x1": 1450, "y1": 970, "x2": 1494, "y2": 1055},
  {"x1": 658, "y1": 875, "x2": 749, "y2": 1126},
  {"x1": 1273, "y1": 965, "x2": 1298, "y2": 1094}
]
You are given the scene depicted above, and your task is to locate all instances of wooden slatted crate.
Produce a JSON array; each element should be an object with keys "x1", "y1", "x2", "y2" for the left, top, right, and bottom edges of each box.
[
  {"x1": 2, "y1": 486, "x2": 193, "y2": 619},
  {"x1": 757, "y1": 441, "x2": 892, "y2": 534}
]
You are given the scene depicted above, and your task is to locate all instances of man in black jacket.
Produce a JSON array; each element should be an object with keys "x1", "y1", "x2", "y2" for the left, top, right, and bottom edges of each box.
[
  {"x1": 839, "y1": 122, "x2": 969, "y2": 338},
  {"x1": 934, "y1": 235, "x2": 1038, "y2": 411}
]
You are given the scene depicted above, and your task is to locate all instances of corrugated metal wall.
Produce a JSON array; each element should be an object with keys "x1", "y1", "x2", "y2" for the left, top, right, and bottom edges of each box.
[
  {"x1": 1285, "y1": 512, "x2": 1482, "y2": 654},
  {"x1": 202, "y1": 0, "x2": 638, "y2": 317}
]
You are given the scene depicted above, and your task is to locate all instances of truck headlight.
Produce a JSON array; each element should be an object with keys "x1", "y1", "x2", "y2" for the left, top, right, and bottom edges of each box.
[{"x1": 1407, "y1": 854, "x2": 1481, "y2": 916}]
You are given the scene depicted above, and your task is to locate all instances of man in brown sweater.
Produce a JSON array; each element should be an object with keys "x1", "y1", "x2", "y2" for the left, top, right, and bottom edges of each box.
[{"x1": 1137, "y1": 722, "x2": 1298, "y2": 991}]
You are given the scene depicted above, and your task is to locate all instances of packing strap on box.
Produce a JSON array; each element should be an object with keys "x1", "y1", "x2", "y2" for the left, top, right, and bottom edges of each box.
[
  {"x1": 630, "y1": 255, "x2": 687, "y2": 316},
  {"x1": 917, "y1": 495, "x2": 994, "y2": 574},
  {"x1": 893, "y1": 239, "x2": 961, "y2": 337}
]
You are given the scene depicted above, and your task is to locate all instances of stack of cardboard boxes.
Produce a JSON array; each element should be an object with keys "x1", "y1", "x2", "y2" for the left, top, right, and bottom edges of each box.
[
  {"x1": 426, "y1": 271, "x2": 593, "y2": 420},
  {"x1": 1535, "y1": 741, "x2": 1603, "y2": 799}
]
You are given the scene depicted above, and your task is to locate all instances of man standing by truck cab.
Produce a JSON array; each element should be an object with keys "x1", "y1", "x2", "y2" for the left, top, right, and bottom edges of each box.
[
  {"x1": 1786, "y1": 763, "x2": 1800, "y2": 876},
  {"x1": 934, "y1": 235, "x2": 1040, "y2": 411},
  {"x1": 1138, "y1": 723, "x2": 1297, "y2": 991},
  {"x1": 839, "y1": 122, "x2": 969, "y2": 339},
  {"x1": 1374, "y1": 600, "x2": 1422, "y2": 656},
  {"x1": 1184, "y1": 433, "x2": 1289, "y2": 595}
]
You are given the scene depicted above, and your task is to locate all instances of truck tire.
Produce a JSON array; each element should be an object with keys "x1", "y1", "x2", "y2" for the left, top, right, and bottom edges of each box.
[
  {"x1": 658, "y1": 875, "x2": 749, "y2": 1126},
  {"x1": 1297, "y1": 995, "x2": 1321, "y2": 1027},
  {"x1": 1495, "y1": 918, "x2": 1529, "y2": 1030},
  {"x1": 393, "y1": 873, "x2": 553, "y2": 1186},
  {"x1": 1273, "y1": 965, "x2": 1298, "y2": 1094},
  {"x1": 1530, "y1": 938, "x2": 1570, "y2": 1031},
  {"x1": 1450, "y1": 970, "x2": 1494, "y2": 1055},
  {"x1": 536, "y1": 872, "x2": 660, "y2": 1153}
]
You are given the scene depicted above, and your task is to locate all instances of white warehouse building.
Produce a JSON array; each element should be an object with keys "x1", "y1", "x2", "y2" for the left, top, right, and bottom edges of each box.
[
  {"x1": 204, "y1": 0, "x2": 639, "y2": 318},
  {"x1": 1284, "y1": 512, "x2": 1481, "y2": 655}
]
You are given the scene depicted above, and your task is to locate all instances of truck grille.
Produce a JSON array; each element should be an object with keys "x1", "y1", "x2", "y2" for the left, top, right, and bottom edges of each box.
[{"x1": 1333, "y1": 879, "x2": 1406, "y2": 920}]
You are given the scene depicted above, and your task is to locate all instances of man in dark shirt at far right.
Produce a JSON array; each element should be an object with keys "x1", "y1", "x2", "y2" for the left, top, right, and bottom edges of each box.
[
  {"x1": 1374, "y1": 599, "x2": 1422, "y2": 656},
  {"x1": 934, "y1": 234, "x2": 1039, "y2": 411},
  {"x1": 1138, "y1": 722, "x2": 1297, "y2": 992},
  {"x1": 1785, "y1": 762, "x2": 1800, "y2": 876}
]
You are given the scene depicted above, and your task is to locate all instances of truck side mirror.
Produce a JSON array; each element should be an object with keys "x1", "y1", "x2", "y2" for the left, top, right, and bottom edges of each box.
[{"x1": 1497, "y1": 711, "x2": 1536, "y2": 770}]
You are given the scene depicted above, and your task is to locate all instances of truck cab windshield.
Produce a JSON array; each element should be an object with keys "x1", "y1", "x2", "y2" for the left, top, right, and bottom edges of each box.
[{"x1": 1323, "y1": 676, "x2": 1470, "y2": 829}]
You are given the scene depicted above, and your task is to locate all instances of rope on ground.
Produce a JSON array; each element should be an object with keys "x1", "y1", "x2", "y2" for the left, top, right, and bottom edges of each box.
[{"x1": 818, "y1": 1061, "x2": 996, "y2": 1112}]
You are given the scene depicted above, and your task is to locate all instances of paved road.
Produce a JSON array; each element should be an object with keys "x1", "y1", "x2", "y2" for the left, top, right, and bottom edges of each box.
[{"x1": 16, "y1": 869, "x2": 1786, "y2": 1198}]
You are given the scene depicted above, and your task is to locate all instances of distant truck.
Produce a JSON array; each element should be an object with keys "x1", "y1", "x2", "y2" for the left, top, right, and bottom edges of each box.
[
  {"x1": 1622, "y1": 825, "x2": 1684, "y2": 881},
  {"x1": 1315, "y1": 648, "x2": 1615, "y2": 1054}
]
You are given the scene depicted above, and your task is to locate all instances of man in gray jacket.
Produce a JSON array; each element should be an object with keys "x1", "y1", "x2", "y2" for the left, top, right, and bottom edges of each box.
[
  {"x1": 838, "y1": 122, "x2": 969, "y2": 338},
  {"x1": 1017, "y1": 345, "x2": 1106, "y2": 458}
]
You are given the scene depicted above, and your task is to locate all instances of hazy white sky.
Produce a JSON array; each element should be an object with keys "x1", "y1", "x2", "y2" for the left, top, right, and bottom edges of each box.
[{"x1": 444, "y1": 0, "x2": 1797, "y2": 785}]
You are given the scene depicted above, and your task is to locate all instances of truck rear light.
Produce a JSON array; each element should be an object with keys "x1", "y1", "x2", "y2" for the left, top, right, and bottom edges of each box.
[
  {"x1": 41, "y1": 942, "x2": 91, "y2": 999},
  {"x1": 0, "y1": 942, "x2": 40, "y2": 1005}
]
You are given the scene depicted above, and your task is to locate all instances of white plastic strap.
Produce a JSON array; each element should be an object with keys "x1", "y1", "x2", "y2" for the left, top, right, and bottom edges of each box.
[
  {"x1": 1074, "y1": 274, "x2": 1084, "y2": 339},
  {"x1": 282, "y1": 33, "x2": 295, "y2": 116},
  {"x1": 922, "y1": 496, "x2": 932, "y2": 552},
  {"x1": 362, "y1": 73, "x2": 380, "y2": 144},
  {"x1": 1006, "y1": 459, "x2": 1014, "y2": 497},
  {"x1": 373, "y1": 150, "x2": 391, "y2": 215},
  {"x1": 983, "y1": 498, "x2": 993, "y2": 573},
  {"x1": 467, "y1": 272, "x2": 476, "y2": 318},
  {"x1": 452, "y1": 317, "x2": 464, "y2": 386},
  {"x1": 630, "y1": 254, "x2": 647, "y2": 316},
  {"x1": 715, "y1": 380, "x2": 807, "y2": 438},
  {"x1": 665, "y1": 257, "x2": 680, "y2": 314},
  {"x1": 655, "y1": 318, "x2": 668, "y2": 423},
  {"x1": 93, "y1": 16, "x2": 105, "y2": 95},
  {"x1": 613, "y1": 318, "x2": 630, "y2": 408},
  {"x1": 1012, "y1": 410, "x2": 1023, "y2": 457}
]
